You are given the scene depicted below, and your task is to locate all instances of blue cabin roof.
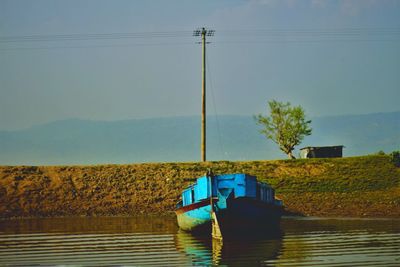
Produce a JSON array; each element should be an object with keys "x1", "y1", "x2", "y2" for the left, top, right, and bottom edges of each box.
[{"x1": 181, "y1": 173, "x2": 275, "y2": 206}]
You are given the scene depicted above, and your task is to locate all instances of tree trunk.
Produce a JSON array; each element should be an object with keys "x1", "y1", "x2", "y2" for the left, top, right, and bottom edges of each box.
[{"x1": 287, "y1": 151, "x2": 296, "y2": 159}]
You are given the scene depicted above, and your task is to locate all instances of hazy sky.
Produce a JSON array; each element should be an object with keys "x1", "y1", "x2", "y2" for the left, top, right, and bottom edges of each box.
[{"x1": 1, "y1": 0, "x2": 399, "y2": 130}]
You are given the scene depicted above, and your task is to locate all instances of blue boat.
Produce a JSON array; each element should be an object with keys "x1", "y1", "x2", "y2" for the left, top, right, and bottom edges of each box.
[{"x1": 175, "y1": 173, "x2": 283, "y2": 237}]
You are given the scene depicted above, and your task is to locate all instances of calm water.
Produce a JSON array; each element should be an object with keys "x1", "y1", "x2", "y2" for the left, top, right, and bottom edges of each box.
[{"x1": 0, "y1": 216, "x2": 398, "y2": 266}]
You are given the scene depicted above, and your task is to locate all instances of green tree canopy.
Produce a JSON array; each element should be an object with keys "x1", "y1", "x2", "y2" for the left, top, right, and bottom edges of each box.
[{"x1": 255, "y1": 100, "x2": 312, "y2": 159}]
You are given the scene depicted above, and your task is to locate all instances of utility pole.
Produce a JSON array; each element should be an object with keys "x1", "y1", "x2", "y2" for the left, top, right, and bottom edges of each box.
[{"x1": 193, "y1": 27, "x2": 214, "y2": 162}]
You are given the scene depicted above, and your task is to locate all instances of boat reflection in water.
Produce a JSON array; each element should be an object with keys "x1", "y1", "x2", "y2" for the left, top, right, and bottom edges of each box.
[
  {"x1": 174, "y1": 228, "x2": 283, "y2": 266},
  {"x1": 1, "y1": 216, "x2": 398, "y2": 266}
]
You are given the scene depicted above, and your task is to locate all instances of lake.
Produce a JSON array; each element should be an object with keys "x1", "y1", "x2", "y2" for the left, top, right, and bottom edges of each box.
[{"x1": 0, "y1": 216, "x2": 398, "y2": 266}]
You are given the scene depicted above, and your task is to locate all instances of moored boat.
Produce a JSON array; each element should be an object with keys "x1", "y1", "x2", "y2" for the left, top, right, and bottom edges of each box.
[{"x1": 175, "y1": 173, "x2": 283, "y2": 237}]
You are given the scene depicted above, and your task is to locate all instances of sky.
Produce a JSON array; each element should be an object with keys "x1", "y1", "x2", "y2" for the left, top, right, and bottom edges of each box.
[{"x1": 0, "y1": 0, "x2": 399, "y2": 130}]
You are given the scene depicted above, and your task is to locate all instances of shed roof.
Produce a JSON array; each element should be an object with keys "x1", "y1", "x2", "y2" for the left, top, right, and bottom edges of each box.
[{"x1": 300, "y1": 145, "x2": 344, "y2": 151}]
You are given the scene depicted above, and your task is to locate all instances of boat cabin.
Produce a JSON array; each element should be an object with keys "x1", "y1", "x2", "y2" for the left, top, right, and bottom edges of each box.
[{"x1": 180, "y1": 173, "x2": 277, "y2": 207}]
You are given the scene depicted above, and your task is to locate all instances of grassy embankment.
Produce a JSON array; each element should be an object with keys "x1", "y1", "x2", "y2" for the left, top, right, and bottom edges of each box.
[{"x1": 0, "y1": 155, "x2": 399, "y2": 218}]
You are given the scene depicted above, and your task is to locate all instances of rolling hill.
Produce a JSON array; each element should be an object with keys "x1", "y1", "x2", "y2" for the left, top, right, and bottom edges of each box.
[{"x1": 0, "y1": 111, "x2": 399, "y2": 165}]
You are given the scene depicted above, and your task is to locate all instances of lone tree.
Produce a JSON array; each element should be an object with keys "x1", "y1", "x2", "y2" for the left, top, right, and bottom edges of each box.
[{"x1": 255, "y1": 100, "x2": 312, "y2": 159}]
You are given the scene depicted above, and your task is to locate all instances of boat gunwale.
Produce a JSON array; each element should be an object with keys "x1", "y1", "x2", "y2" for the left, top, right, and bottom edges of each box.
[
  {"x1": 175, "y1": 197, "x2": 218, "y2": 215},
  {"x1": 175, "y1": 196, "x2": 283, "y2": 216}
]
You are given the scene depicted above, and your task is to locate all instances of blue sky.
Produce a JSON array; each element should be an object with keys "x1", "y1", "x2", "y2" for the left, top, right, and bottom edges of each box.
[{"x1": 1, "y1": 0, "x2": 399, "y2": 130}]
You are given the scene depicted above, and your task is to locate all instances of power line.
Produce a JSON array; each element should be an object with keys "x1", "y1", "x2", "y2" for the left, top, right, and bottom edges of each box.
[
  {"x1": 0, "y1": 42, "x2": 194, "y2": 51},
  {"x1": 215, "y1": 38, "x2": 400, "y2": 45},
  {"x1": 219, "y1": 27, "x2": 400, "y2": 36},
  {"x1": 0, "y1": 31, "x2": 193, "y2": 43},
  {"x1": 218, "y1": 27, "x2": 400, "y2": 43},
  {"x1": 206, "y1": 52, "x2": 224, "y2": 159},
  {"x1": 1, "y1": 27, "x2": 399, "y2": 43},
  {"x1": 2, "y1": 37, "x2": 399, "y2": 51},
  {"x1": 1, "y1": 27, "x2": 399, "y2": 51}
]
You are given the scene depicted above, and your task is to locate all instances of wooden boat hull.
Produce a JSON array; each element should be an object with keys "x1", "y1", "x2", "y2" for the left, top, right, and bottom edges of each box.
[
  {"x1": 175, "y1": 197, "x2": 282, "y2": 235},
  {"x1": 176, "y1": 198, "x2": 213, "y2": 232}
]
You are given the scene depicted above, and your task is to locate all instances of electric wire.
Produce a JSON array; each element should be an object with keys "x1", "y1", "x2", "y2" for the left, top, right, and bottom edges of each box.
[
  {"x1": 1, "y1": 27, "x2": 399, "y2": 51},
  {"x1": 0, "y1": 42, "x2": 194, "y2": 51},
  {"x1": 0, "y1": 31, "x2": 193, "y2": 43},
  {"x1": 214, "y1": 38, "x2": 400, "y2": 45},
  {"x1": 2, "y1": 37, "x2": 399, "y2": 51},
  {"x1": 206, "y1": 53, "x2": 225, "y2": 159},
  {"x1": 1, "y1": 28, "x2": 399, "y2": 43},
  {"x1": 218, "y1": 27, "x2": 400, "y2": 35}
]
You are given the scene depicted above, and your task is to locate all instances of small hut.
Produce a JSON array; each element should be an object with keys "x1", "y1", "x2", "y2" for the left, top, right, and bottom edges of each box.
[{"x1": 300, "y1": 146, "x2": 344, "y2": 158}]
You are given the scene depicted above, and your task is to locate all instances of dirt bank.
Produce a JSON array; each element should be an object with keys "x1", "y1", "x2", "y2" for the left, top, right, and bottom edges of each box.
[{"x1": 0, "y1": 155, "x2": 399, "y2": 218}]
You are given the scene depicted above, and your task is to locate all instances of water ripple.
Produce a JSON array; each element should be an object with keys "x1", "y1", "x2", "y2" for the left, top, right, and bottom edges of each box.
[{"x1": 0, "y1": 216, "x2": 398, "y2": 266}]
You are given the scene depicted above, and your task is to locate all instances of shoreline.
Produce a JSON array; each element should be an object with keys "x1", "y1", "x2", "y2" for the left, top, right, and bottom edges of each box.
[
  {"x1": 1, "y1": 213, "x2": 399, "y2": 222},
  {"x1": 1, "y1": 155, "x2": 399, "y2": 219}
]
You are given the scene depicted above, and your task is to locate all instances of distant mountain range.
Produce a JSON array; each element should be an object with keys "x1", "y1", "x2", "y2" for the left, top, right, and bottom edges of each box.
[{"x1": 0, "y1": 111, "x2": 399, "y2": 165}]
